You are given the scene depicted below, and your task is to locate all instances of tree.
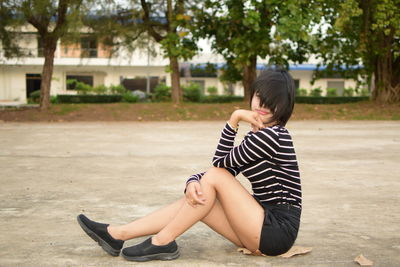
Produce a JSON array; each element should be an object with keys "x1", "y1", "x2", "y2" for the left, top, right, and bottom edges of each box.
[
  {"x1": 312, "y1": 0, "x2": 400, "y2": 102},
  {"x1": 139, "y1": 0, "x2": 198, "y2": 104},
  {"x1": 0, "y1": 0, "x2": 84, "y2": 110},
  {"x1": 193, "y1": 0, "x2": 314, "y2": 103}
]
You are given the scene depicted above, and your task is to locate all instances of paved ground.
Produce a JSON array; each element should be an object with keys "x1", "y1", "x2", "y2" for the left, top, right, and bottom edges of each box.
[{"x1": 0, "y1": 121, "x2": 399, "y2": 267}]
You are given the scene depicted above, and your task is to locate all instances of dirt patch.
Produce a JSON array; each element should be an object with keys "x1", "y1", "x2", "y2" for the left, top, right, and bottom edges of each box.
[{"x1": 0, "y1": 101, "x2": 399, "y2": 122}]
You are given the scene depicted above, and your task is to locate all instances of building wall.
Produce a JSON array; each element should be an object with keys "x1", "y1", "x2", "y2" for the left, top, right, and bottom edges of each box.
[
  {"x1": 0, "y1": 64, "x2": 363, "y2": 103},
  {"x1": 0, "y1": 30, "x2": 363, "y2": 103}
]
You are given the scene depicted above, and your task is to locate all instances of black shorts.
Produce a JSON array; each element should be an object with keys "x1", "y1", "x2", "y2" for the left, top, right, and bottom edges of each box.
[{"x1": 253, "y1": 196, "x2": 301, "y2": 256}]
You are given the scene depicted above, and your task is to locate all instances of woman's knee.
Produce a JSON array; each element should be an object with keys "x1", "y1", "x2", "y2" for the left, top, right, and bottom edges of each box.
[{"x1": 201, "y1": 167, "x2": 233, "y2": 186}]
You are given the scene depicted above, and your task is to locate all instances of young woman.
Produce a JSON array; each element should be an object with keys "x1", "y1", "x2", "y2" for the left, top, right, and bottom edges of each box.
[{"x1": 77, "y1": 69, "x2": 302, "y2": 262}]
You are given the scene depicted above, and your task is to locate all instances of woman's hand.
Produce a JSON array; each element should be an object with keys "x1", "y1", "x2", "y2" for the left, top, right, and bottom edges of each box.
[
  {"x1": 230, "y1": 109, "x2": 265, "y2": 132},
  {"x1": 185, "y1": 181, "x2": 206, "y2": 207}
]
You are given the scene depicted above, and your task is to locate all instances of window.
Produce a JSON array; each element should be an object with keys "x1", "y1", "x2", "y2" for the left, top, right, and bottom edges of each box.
[
  {"x1": 327, "y1": 81, "x2": 345, "y2": 96},
  {"x1": 294, "y1": 79, "x2": 300, "y2": 89},
  {"x1": 80, "y1": 36, "x2": 97, "y2": 58},
  {"x1": 121, "y1": 77, "x2": 160, "y2": 92},
  {"x1": 66, "y1": 75, "x2": 93, "y2": 90}
]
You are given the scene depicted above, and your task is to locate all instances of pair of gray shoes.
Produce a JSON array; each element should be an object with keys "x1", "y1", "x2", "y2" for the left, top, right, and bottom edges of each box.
[{"x1": 77, "y1": 214, "x2": 180, "y2": 262}]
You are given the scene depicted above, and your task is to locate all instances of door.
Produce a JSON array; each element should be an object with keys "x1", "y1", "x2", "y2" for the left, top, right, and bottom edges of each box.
[{"x1": 26, "y1": 74, "x2": 41, "y2": 98}]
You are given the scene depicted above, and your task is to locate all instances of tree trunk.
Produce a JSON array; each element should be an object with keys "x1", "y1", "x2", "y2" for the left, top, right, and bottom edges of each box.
[
  {"x1": 39, "y1": 40, "x2": 57, "y2": 111},
  {"x1": 372, "y1": 32, "x2": 400, "y2": 103},
  {"x1": 169, "y1": 56, "x2": 182, "y2": 104},
  {"x1": 242, "y1": 56, "x2": 257, "y2": 105}
]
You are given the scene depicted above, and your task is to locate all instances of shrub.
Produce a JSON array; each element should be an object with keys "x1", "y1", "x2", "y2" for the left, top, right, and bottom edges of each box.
[
  {"x1": 296, "y1": 88, "x2": 308, "y2": 96},
  {"x1": 93, "y1": 84, "x2": 108, "y2": 95},
  {"x1": 183, "y1": 83, "x2": 202, "y2": 102},
  {"x1": 360, "y1": 88, "x2": 370, "y2": 96},
  {"x1": 326, "y1": 88, "x2": 338, "y2": 97},
  {"x1": 50, "y1": 95, "x2": 58, "y2": 103},
  {"x1": 29, "y1": 90, "x2": 41, "y2": 102},
  {"x1": 343, "y1": 87, "x2": 354, "y2": 97},
  {"x1": 122, "y1": 92, "x2": 139, "y2": 103},
  {"x1": 153, "y1": 83, "x2": 171, "y2": 101},
  {"x1": 57, "y1": 94, "x2": 122, "y2": 103},
  {"x1": 199, "y1": 95, "x2": 244, "y2": 103},
  {"x1": 310, "y1": 87, "x2": 322, "y2": 97},
  {"x1": 295, "y1": 96, "x2": 369, "y2": 104},
  {"x1": 206, "y1": 86, "x2": 218, "y2": 96},
  {"x1": 131, "y1": 90, "x2": 147, "y2": 101},
  {"x1": 109, "y1": 84, "x2": 127, "y2": 95},
  {"x1": 66, "y1": 79, "x2": 93, "y2": 95}
]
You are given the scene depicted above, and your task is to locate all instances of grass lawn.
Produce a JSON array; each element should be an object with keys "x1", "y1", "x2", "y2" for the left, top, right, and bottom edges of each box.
[{"x1": 0, "y1": 101, "x2": 399, "y2": 122}]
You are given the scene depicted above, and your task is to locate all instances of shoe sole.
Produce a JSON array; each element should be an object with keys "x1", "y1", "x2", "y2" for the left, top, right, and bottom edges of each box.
[
  {"x1": 76, "y1": 215, "x2": 120, "y2": 257},
  {"x1": 121, "y1": 249, "x2": 180, "y2": 262}
]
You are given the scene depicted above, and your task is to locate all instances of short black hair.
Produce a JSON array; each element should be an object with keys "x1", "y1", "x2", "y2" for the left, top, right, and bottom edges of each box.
[{"x1": 249, "y1": 69, "x2": 295, "y2": 127}]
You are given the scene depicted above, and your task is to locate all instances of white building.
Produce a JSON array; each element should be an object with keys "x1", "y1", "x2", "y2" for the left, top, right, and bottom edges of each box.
[{"x1": 0, "y1": 27, "x2": 360, "y2": 104}]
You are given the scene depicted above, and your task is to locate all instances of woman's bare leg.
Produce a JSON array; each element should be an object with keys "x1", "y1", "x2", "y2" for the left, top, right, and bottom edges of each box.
[
  {"x1": 152, "y1": 167, "x2": 264, "y2": 252},
  {"x1": 108, "y1": 195, "x2": 244, "y2": 247},
  {"x1": 108, "y1": 197, "x2": 186, "y2": 240}
]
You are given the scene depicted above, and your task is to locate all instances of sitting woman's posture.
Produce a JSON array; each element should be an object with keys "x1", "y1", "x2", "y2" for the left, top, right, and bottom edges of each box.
[{"x1": 77, "y1": 69, "x2": 302, "y2": 262}]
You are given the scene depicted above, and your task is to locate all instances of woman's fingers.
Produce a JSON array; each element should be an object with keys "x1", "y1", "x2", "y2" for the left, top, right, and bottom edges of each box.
[
  {"x1": 194, "y1": 183, "x2": 206, "y2": 205},
  {"x1": 254, "y1": 113, "x2": 264, "y2": 128},
  {"x1": 185, "y1": 182, "x2": 206, "y2": 207}
]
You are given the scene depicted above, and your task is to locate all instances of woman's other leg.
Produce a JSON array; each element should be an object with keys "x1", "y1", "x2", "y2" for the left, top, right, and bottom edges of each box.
[
  {"x1": 108, "y1": 195, "x2": 244, "y2": 247},
  {"x1": 153, "y1": 167, "x2": 264, "y2": 252}
]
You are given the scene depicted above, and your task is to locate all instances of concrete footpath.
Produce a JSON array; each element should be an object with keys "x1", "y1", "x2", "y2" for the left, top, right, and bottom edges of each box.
[{"x1": 0, "y1": 121, "x2": 399, "y2": 267}]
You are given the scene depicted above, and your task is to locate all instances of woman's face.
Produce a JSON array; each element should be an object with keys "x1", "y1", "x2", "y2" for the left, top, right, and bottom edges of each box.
[{"x1": 251, "y1": 93, "x2": 273, "y2": 125}]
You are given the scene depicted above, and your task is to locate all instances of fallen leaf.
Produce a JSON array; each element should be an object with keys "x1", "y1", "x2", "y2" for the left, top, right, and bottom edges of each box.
[
  {"x1": 354, "y1": 254, "x2": 373, "y2": 266},
  {"x1": 279, "y1": 246, "x2": 313, "y2": 258},
  {"x1": 237, "y1": 247, "x2": 252, "y2": 255},
  {"x1": 238, "y1": 246, "x2": 312, "y2": 258}
]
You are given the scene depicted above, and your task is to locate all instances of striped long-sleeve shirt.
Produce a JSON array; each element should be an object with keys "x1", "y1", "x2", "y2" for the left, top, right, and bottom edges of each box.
[{"x1": 185, "y1": 121, "x2": 302, "y2": 209}]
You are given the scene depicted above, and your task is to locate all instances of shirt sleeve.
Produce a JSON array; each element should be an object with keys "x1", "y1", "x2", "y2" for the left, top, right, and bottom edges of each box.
[
  {"x1": 212, "y1": 121, "x2": 280, "y2": 168},
  {"x1": 183, "y1": 166, "x2": 240, "y2": 194}
]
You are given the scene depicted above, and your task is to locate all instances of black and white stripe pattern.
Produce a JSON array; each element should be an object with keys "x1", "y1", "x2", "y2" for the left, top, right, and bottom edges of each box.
[{"x1": 185, "y1": 122, "x2": 302, "y2": 209}]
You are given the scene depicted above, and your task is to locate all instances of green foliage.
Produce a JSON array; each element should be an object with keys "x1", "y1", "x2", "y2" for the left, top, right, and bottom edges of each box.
[
  {"x1": 160, "y1": 33, "x2": 197, "y2": 60},
  {"x1": 295, "y1": 96, "x2": 369, "y2": 104},
  {"x1": 29, "y1": 90, "x2": 41, "y2": 102},
  {"x1": 193, "y1": 0, "x2": 314, "y2": 77},
  {"x1": 199, "y1": 95, "x2": 244, "y2": 103},
  {"x1": 66, "y1": 80, "x2": 130, "y2": 96},
  {"x1": 343, "y1": 87, "x2": 355, "y2": 97},
  {"x1": 153, "y1": 83, "x2": 171, "y2": 101},
  {"x1": 296, "y1": 88, "x2": 308, "y2": 96},
  {"x1": 57, "y1": 94, "x2": 123, "y2": 103},
  {"x1": 93, "y1": 84, "x2": 108, "y2": 95},
  {"x1": 326, "y1": 88, "x2": 338, "y2": 97},
  {"x1": 219, "y1": 57, "x2": 243, "y2": 84},
  {"x1": 109, "y1": 84, "x2": 127, "y2": 95},
  {"x1": 206, "y1": 86, "x2": 218, "y2": 96},
  {"x1": 183, "y1": 83, "x2": 202, "y2": 102},
  {"x1": 310, "y1": 87, "x2": 322, "y2": 97},
  {"x1": 311, "y1": 0, "x2": 400, "y2": 101},
  {"x1": 360, "y1": 88, "x2": 370, "y2": 97},
  {"x1": 0, "y1": 0, "x2": 84, "y2": 58},
  {"x1": 50, "y1": 95, "x2": 58, "y2": 104},
  {"x1": 121, "y1": 92, "x2": 139, "y2": 103},
  {"x1": 190, "y1": 63, "x2": 217, "y2": 77}
]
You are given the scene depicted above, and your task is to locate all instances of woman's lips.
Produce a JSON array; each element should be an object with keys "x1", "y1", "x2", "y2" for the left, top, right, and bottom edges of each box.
[{"x1": 256, "y1": 109, "x2": 268, "y2": 115}]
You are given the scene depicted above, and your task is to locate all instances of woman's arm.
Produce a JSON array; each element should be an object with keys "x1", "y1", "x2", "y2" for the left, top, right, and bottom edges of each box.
[
  {"x1": 212, "y1": 110, "x2": 280, "y2": 168},
  {"x1": 184, "y1": 166, "x2": 240, "y2": 194}
]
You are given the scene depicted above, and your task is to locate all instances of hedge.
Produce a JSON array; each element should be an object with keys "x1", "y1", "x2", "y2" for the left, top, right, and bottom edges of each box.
[
  {"x1": 57, "y1": 94, "x2": 122, "y2": 103},
  {"x1": 295, "y1": 96, "x2": 369, "y2": 104},
  {"x1": 55, "y1": 94, "x2": 370, "y2": 104},
  {"x1": 199, "y1": 95, "x2": 244, "y2": 103}
]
